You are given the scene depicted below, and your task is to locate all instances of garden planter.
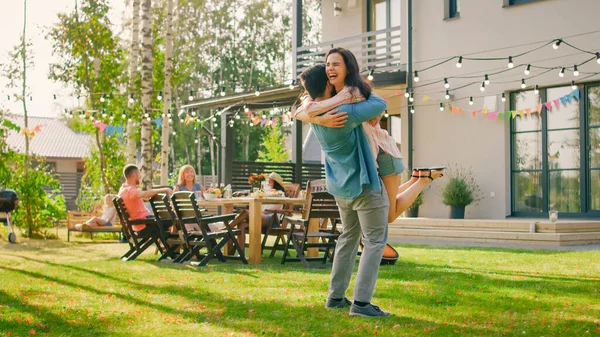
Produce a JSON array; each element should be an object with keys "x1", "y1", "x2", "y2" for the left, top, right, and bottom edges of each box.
[
  {"x1": 450, "y1": 206, "x2": 465, "y2": 219},
  {"x1": 405, "y1": 207, "x2": 419, "y2": 218}
]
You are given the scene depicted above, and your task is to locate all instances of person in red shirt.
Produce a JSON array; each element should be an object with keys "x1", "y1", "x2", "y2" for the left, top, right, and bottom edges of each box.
[{"x1": 118, "y1": 164, "x2": 172, "y2": 233}]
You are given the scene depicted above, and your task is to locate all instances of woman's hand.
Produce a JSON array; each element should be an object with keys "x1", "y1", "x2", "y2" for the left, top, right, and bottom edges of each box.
[
  {"x1": 367, "y1": 114, "x2": 382, "y2": 126},
  {"x1": 313, "y1": 109, "x2": 348, "y2": 128}
]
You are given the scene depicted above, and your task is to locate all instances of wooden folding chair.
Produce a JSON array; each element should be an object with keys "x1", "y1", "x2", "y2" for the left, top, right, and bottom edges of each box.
[
  {"x1": 260, "y1": 183, "x2": 301, "y2": 257},
  {"x1": 149, "y1": 194, "x2": 187, "y2": 262},
  {"x1": 170, "y1": 192, "x2": 248, "y2": 266},
  {"x1": 113, "y1": 198, "x2": 136, "y2": 261},
  {"x1": 113, "y1": 197, "x2": 166, "y2": 262},
  {"x1": 281, "y1": 190, "x2": 340, "y2": 268}
]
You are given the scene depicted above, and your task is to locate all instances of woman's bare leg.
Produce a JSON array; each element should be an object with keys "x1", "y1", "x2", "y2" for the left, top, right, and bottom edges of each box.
[
  {"x1": 397, "y1": 170, "x2": 420, "y2": 194},
  {"x1": 230, "y1": 209, "x2": 249, "y2": 248},
  {"x1": 384, "y1": 169, "x2": 445, "y2": 222}
]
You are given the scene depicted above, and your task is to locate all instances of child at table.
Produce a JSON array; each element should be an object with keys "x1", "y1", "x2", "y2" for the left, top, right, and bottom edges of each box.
[{"x1": 75, "y1": 194, "x2": 117, "y2": 230}]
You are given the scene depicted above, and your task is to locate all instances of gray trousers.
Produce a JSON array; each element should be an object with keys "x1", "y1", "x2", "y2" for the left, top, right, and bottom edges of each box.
[{"x1": 328, "y1": 184, "x2": 389, "y2": 303}]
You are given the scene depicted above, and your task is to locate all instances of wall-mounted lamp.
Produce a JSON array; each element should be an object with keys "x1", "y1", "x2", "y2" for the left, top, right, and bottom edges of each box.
[{"x1": 334, "y1": 2, "x2": 342, "y2": 16}]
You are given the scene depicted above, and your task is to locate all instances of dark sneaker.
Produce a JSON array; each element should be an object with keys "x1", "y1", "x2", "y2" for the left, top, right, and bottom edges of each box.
[
  {"x1": 325, "y1": 297, "x2": 352, "y2": 309},
  {"x1": 349, "y1": 303, "x2": 391, "y2": 317}
]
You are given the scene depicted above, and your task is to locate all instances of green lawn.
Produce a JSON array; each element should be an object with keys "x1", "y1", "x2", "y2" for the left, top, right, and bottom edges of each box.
[{"x1": 0, "y1": 234, "x2": 599, "y2": 337}]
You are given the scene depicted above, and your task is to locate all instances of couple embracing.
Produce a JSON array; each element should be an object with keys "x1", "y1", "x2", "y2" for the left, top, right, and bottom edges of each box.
[{"x1": 295, "y1": 48, "x2": 444, "y2": 317}]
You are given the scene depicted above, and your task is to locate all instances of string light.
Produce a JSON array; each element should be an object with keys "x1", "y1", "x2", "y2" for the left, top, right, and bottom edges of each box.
[
  {"x1": 480, "y1": 81, "x2": 486, "y2": 92},
  {"x1": 157, "y1": 91, "x2": 163, "y2": 101},
  {"x1": 559, "y1": 67, "x2": 565, "y2": 77},
  {"x1": 188, "y1": 90, "x2": 194, "y2": 101},
  {"x1": 524, "y1": 64, "x2": 531, "y2": 75},
  {"x1": 596, "y1": 52, "x2": 600, "y2": 64},
  {"x1": 521, "y1": 78, "x2": 527, "y2": 89},
  {"x1": 29, "y1": 96, "x2": 32, "y2": 101},
  {"x1": 102, "y1": 109, "x2": 108, "y2": 118},
  {"x1": 128, "y1": 118, "x2": 133, "y2": 122},
  {"x1": 211, "y1": 116, "x2": 217, "y2": 122},
  {"x1": 191, "y1": 111, "x2": 197, "y2": 117},
  {"x1": 469, "y1": 97, "x2": 474, "y2": 105},
  {"x1": 244, "y1": 105, "x2": 249, "y2": 113},
  {"x1": 445, "y1": 90, "x2": 450, "y2": 100},
  {"x1": 410, "y1": 106, "x2": 415, "y2": 114},
  {"x1": 409, "y1": 92, "x2": 414, "y2": 102},
  {"x1": 456, "y1": 56, "x2": 463, "y2": 68},
  {"x1": 573, "y1": 65, "x2": 579, "y2": 77},
  {"x1": 484, "y1": 74, "x2": 490, "y2": 85},
  {"x1": 121, "y1": 111, "x2": 126, "y2": 119},
  {"x1": 255, "y1": 86, "x2": 261, "y2": 96},
  {"x1": 508, "y1": 57, "x2": 514, "y2": 69},
  {"x1": 289, "y1": 80, "x2": 295, "y2": 90},
  {"x1": 404, "y1": 88, "x2": 410, "y2": 98},
  {"x1": 571, "y1": 81, "x2": 577, "y2": 90},
  {"x1": 367, "y1": 69, "x2": 374, "y2": 81},
  {"x1": 172, "y1": 131, "x2": 176, "y2": 136},
  {"x1": 501, "y1": 93, "x2": 506, "y2": 102},
  {"x1": 168, "y1": 113, "x2": 172, "y2": 118},
  {"x1": 439, "y1": 103, "x2": 444, "y2": 111},
  {"x1": 444, "y1": 78, "x2": 449, "y2": 89},
  {"x1": 262, "y1": 113, "x2": 267, "y2": 119},
  {"x1": 109, "y1": 114, "x2": 114, "y2": 121},
  {"x1": 220, "y1": 87, "x2": 226, "y2": 96},
  {"x1": 384, "y1": 110, "x2": 389, "y2": 118},
  {"x1": 235, "y1": 114, "x2": 241, "y2": 120},
  {"x1": 53, "y1": 94, "x2": 57, "y2": 100},
  {"x1": 413, "y1": 71, "x2": 419, "y2": 82},
  {"x1": 194, "y1": 139, "x2": 199, "y2": 144},
  {"x1": 100, "y1": 93, "x2": 106, "y2": 103},
  {"x1": 534, "y1": 84, "x2": 539, "y2": 94},
  {"x1": 129, "y1": 93, "x2": 134, "y2": 104},
  {"x1": 552, "y1": 39, "x2": 562, "y2": 50},
  {"x1": 213, "y1": 123, "x2": 218, "y2": 128}
]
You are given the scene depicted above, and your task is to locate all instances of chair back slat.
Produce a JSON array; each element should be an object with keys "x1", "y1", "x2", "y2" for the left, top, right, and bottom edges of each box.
[
  {"x1": 306, "y1": 191, "x2": 339, "y2": 220},
  {"x1": 170, "y1": 191, "x2": 210, "y2": 238}
]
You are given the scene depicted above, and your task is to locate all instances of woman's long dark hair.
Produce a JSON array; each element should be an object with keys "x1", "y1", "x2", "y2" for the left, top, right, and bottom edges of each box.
[
  {"x1": 273, "y1": 181, "x2": 285, "y2": 192},
  {"x1": 325, "y1": 47, "x2": 372, "y2": 99}
]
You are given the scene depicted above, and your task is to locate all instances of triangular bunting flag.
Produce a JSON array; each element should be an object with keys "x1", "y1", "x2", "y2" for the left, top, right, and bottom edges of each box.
[
  {"x1": 519, "y1": 110, "x2": 524, "y2": 118},
  {"x1": 487, "y1": 112, "x2": 493, "y2": 120},
  {"x1": 493, "y1": 112, "x2": 499, "y2": 121},
  {"x1": 560, "y1": 96, "x2": 568, "y2": 106},
  {"x1": 553, "y1": 99, "x2": 560, "y2": 109},
  {"x1": 451, "y1": 106, "x2": 457, "y2": 114},
  {"x1": 498, "y1": 112, "x2": 504, "y2": 120},
  {"x1": 422, "y1": 95, "x2": 430, "y2": 102},
  {"x1": 184, "y1": 114, "x2": 192, "y2": 125},
  {"x1": 573, "y1": 89, "x2": 580, "y2": 100},
  {"x1": 472, "y1": 111, "x2": 477, "y2": 118},
  {"x1": 154, "y1": 118, "x2": 162, "y2": 128},
  {"x1": 526, "y1": 108, "x2": 531, "y2": 116},
  {"x1": 536, "y1": 104, "x2": 543, "y2": 114},
  {"x1": 481, "y1": 107, "x2": 488, "y2": 115},
  {"x1": 566, "y1": 93, "x2": 573, "y2": 103},
  {"x1": 457, "y1": 108, "x2": 462, "y2": 115},
  {"x1": 512, "y1": 111, "x2": 517, "y2": 119},
  {"x1": 544, "y1": 101, "x2": 553, "y2": 111}
]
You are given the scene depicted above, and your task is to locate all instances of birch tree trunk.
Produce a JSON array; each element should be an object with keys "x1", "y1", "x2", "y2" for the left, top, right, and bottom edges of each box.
[
  {"x1": 127, "y1": 0, "x2": 141, "y2": 165},
  {"x1": 21, "y1": 0, "x2": 34, "y2": 233},
  {"x1": 209, "y1": 119, "x2": 215, "y2": 176},
  {"x1": 140, "y1": 0, "x2": 153, "y2": 190},
  {"x1": 160, "y1": 0, "x2": 174, "y2": 185}
]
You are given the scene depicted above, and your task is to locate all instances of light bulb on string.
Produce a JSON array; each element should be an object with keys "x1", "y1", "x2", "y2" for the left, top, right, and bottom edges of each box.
[
  {"x1": 128, "y1": 118, "x2": 133, "y2": 122},
  {"x1": 508, "y1": 56, "x2": 514, "y2": 69},
  {"x1": 559, "y1": 67, "x2": 565, "y2": 77},
  {"x1": 534, "y1": 85, "x2": 539, "y2": 94},
  {"x1": 213, "y1": 123, "x2": 218, "y2": 128},
  {"x1": 157, "y1": 91, "x2": 163, "y2": 101},
  {"x1": 444, "y1": 78, "x2": 449, "y2": 89},
  {"x1": 109, "y1": 114, "x2": 114, "y2": 121},
  {"x1": 146, "y1": 117, "x2": 151, "y2": 122},
  {"x1": 100, "y1": 93, "x2": 106, "y2": 103},
  {"x1": 410, "y1": 106, "x2": 415, "y2": 114},
  {"x1": 573, "y1": 65, "x2": 579, "y2": 76},
  {"x1": 404, "y1": 88, "x2": 410, "y2": 98},
  {"x1": 484, "y1": 74, "x2": 490, "y2": 85},
  {"x1": 172, "y1": 131, "x2": 177, "y2": 136},
  {"x1": 501, "y1": 93, "x2": 507, "y2": 102},
  {"x1": 289, "y1": 80, "x2": 295, "y2": 90},
  {"x1": 521, "y1": 78, "x2": 527, "y2": 89},
  {"x1": 439, "y1": 103, "x2": 444, "y2": 111},
  {"x1": 552, "y1": 39, "x2": 562, "y2": 50},
  {"x1": 244, "y1": 105, "x2": 249, "y2": 113},
  {"x1": 384, "y1": 110, "x2": 389, "y2": 118},
  {"x1": 413, "y1": 71, "x2": 419, "y2": 82},
  {"x1": 194, "y1": 139, "x2": 199, "y2": 144},
  {"x1": 129, "y1": 94, "x2": 134, "y2": 104},
  {"x1": 220, "y1": 87, "x2": 226, "y2": 96},
  {"x1": 188, "y1": 90, "x2": 194, "y2": 101},
  {"x1": 235, "y1": 114, "x2": 241, "y2": 120},
  {"x1": 571, "y1": 81, "x2": 577, "y2": 90},
  {"x1": 367, "y1": 69, "x2": 374, "y2": 81},
  {"x1": 409, "y1": 92, "x2": 414, "y2": 102},
  {"x1": 262, "y1": 113, "x2": 267, "y2": 119},
  {"x1": 169, "y1": 118, "x2": 173, "y2": 124},
  {"x1": 168, "y1": 113, "x2": 172, "y2": 118},
  {"x1": 456, "y1": 56, "x2": 463, "y2": 68},
  {"x1": 122, "y1": 111, "x2": 126, "y2": 119},
  {"x1": 480, "y1": 81, "x2": 486, "y2": 92},
  {"x1": 255, "y1": 86, "x2": 261, "y2": 96},
  {"x1": 191, "y1": 111, "x2": 197, "y2": 117},
  {"x1": 211, "y1": 116, "x2": 217, "y2": 122},
  {"x1": 524, "y1": 64, "x2": 531, "y2": 75},
  {"x1": 29, "y1": 96, "x2": 32, "y2": 101},
  {"x1": 445, "y1": 90, "x2": 450, "y2": 100},
  {"x1": 212, "y1": 136, "x2": 216, "y2": 140},
  {"x1": 53, "y1": 94, "x2": 57, "y2": 100},
  {"x1": 102, "y1": 109, "x2": 108, "y2": 118},
  {"x1": 596, "y1": 52, "x2": 600, "y2": 64},
  {"x1": 469, "y1": 97, "x2": 474, "y2": 106}
]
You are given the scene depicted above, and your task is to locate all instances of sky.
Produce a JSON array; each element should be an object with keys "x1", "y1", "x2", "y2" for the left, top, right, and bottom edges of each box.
[{"x1": 0, "y1": 0, "x2": 126, "y2": 118}]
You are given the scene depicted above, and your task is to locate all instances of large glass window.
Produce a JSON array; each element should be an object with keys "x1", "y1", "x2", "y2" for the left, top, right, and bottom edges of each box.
[
  {"x1": 511, "y1": 83, "x2": 600, "y2": 216},
  {"x1": 368, "y1": 0, "x2": 401, "y2": 68}
]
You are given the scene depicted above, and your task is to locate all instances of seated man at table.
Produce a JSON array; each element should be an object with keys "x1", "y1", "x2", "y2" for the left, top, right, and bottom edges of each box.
[{"x1": 118, "y1": 164, "x2": 173, "y2": 235}]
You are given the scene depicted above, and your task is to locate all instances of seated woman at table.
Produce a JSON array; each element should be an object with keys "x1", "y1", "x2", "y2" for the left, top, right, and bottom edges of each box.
[
  {"x1": 229, "y1": 172, "x2": 286, "y2": 247},
  {"x1": 173, "y1": 165, "x2": 204, "y2": 195}
]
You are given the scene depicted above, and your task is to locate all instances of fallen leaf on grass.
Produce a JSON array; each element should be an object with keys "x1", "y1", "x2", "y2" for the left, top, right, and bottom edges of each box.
[{"x1": 29, "y1": 329, "x2": 36, "y2": 335}]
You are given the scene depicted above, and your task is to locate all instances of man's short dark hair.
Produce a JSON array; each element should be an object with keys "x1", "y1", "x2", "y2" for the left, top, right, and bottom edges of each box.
[
  {"x1": 123, "y1": 164, "x2": 138, "y2": 178},
  {"x1": 300, "y1": 64, "x2": 328, "y2": 100}
]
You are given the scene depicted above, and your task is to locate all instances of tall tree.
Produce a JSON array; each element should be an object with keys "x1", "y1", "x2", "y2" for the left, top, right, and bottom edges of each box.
[
  {"x1": 127, "y1": 0, "x2": 141, "y2": 165},
  {"x1": 140, "y1": 0, "x2": 154, "y2": 190},
  {"x1": 160, "y1": 0, "x2": 174, "y2": 185}
]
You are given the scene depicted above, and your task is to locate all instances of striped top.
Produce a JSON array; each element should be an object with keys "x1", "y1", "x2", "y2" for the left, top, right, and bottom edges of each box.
[{"x1": 298, "y1": 87, "x2": 403, "y2": 163}]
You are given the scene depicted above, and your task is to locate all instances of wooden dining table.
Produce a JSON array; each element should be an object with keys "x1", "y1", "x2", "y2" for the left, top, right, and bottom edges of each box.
[{"x1": 196, "y1": 196, "x2": 309, "y2": 265}]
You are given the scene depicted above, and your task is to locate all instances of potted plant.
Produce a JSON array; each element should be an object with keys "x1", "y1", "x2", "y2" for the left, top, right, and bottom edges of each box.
[
  {"x1": 441, "y1": 164, "x2": 481, "y2": 219},
  {"x1": 247, "y1": 174, "x2": 266, "y2": 190},
  {"x1": 404, "y1": 192, "x2": 423, "y2": 217}
]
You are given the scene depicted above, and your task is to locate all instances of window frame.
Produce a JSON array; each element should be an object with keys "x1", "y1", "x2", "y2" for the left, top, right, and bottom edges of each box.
[
  {"x1": 510, "y1": 82, "x2": 600, "y2": 218},
  {"x1": 503, "y1": 0, "x2": 545, "y2": 8}
]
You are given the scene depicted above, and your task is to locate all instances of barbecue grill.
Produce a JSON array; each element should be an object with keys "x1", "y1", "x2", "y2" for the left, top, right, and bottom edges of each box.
[{"x1": 0, "y1": 188, "x2": 18, "y2": 243}]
